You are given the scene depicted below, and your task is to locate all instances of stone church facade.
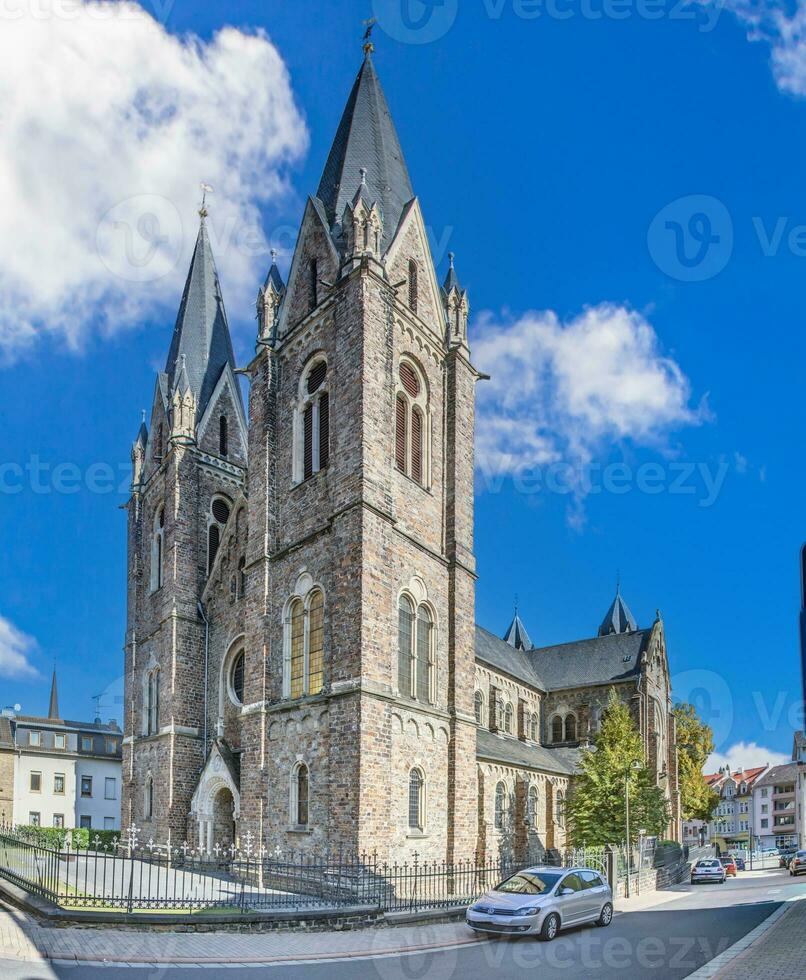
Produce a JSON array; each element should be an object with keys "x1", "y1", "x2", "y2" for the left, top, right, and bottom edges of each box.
[{"x1": 121, "y1": 53, "x2": 680, "y2": 863}]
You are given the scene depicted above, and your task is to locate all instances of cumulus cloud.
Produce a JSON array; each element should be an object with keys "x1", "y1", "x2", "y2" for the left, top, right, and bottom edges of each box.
[
  {"x1": 0, "y1": 614, "x2": 39, "y2": 679},
  {"x1": 472, "y1": 303, "x2": 707, "y2": 487},
  {"x1": 720, "y1": 0, "x2": 806, "y2": 96},
  {"x1": 705, "y1": 740, "x2": 791, "y2": 773},
  {"x1": 0, "y1": 1, "x2": 307, "y2": 360}
]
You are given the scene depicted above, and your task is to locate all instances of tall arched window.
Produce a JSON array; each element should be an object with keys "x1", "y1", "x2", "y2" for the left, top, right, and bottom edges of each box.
[
  {"x1": 394, "y1": 360, "x2": 429, "y2": 488},
  {"x1": 144, "y1": 775, "x2": 154, "y2": 820},
  {"x1": 230, "y1": 650, "x2": 245, "y2": 705},
  {"x1": 408, "y1": 259, "x2": 418, "y2": 313},
  {"x1": 474, "y1": 690, "x2": 484, "y2": 726},
  {"x1": 527, "y1": 785, "x2": 539, "y2": 827},
  {"x1": 291, "y1": 763, "x2": 309, "y2": 828},
  {"x1": 219, "y1": 416, "x2": 228, "y2": 457},
  {"x1": 288, "y1": 597, "x2": 305, "y2": 699},
  {"x1": 494, "y1": 782, "x2": 506, "y2": 830},
  {"x1": 150, "y1": 507, "x2": 164, "y2": 592},
  {"x1": 237, "y1": 557, "x2": 246, "y2": 599},
  {"x1": 408, "y1": 768, "x2": 424, "y2": 830},
  {"x1": 283, "y1": 589, "x2": 326, "y2": 699},
  {"x1": 416, "y1": 605, "x2": 433, "y2": 703},
  {"x1": 398, "y1": 595, "x2": 435, "y2": 703},
  {"x1": 309, "y1": 258, "x2": 318, "y2": 312},
  {"x1": 564, "y1": 714, "x2": 577, "y2": 743},
  {"x1": 307, "y1": 589, "x2": 325, "y2": 696},
  {"x1": 297, "y1": 358, "x2": 329, "y2": 482},
  {"x1": 529, "y1": 713, "x2": 538, "y2": 741},
  {"x1": 504, "y1": 703, "x2": 514, "y2": 735},
  {"x1": 556, "y1": 789, "x2": 565, "y2": 828},
  {"x1": 146, "y1": 668, "x2": 160, "y2": 735},
  {"x1": 551, "y1": 715, "x2": 563, "y2": 743},
  {"x1": 398, "y1": 595, "x2": 414, "y2": 697},
  {"x1": 207, "y1": 497, "x2": 230, "y2": 575}
]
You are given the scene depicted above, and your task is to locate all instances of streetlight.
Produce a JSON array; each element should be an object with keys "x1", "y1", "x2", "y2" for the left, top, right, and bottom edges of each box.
[{"x1": 625, "y1": 760, "x2": 642, "y2": 898}]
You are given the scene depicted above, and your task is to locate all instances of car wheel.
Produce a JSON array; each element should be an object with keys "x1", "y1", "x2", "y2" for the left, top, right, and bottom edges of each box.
[
  {"x1": 595, "y1": 903, "x2": 613, "y2": 928},
  {"x1": 539, "y1": 913, "x2": 560, "y2": 942}
]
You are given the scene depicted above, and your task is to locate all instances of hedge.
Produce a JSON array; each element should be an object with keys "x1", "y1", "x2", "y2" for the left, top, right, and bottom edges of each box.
[{"x1": 13, "y1": 826, "x2": 121, "y2": 850}]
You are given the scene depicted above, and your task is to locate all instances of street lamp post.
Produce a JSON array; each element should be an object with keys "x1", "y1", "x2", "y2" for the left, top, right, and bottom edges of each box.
[{"x1": 625, "y1": 760, "x2": 642, "y2": 899}]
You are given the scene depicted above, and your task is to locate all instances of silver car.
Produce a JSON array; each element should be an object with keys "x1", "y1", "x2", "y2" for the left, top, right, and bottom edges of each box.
[
  {"x1": 690, "y1": 858, "x2": 726, "y2": 884},
  {"x1": 466, "y1": 866, "x2": 614, "y2": 941}
]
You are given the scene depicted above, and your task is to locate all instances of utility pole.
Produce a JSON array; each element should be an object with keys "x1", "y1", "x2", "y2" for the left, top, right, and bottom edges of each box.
[{"x1": 624, "y1": 760, "x2": 642, "y2": 899}]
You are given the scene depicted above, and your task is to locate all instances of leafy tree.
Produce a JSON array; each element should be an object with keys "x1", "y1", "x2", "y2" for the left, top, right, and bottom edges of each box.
[
  {"x1": 567, "y1": 688, "x2": 670, "y2": 846},
  {"x1": 673, "y1": 702, "x2": 720, "y2": 822}
]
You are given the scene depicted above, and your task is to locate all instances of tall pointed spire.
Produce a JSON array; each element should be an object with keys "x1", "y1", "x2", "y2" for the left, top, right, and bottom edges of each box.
[
  {"x1": 164, "y1": 216, "x2": 239, "y2": 419},
  {"x1": 503, "y1": 609, "x2": 534, "y2": 652},
  {"x1": 316, "y1": 52, "x2": 414, "y2": 253},
  {"x1": 598, "y1": 585, "x2": 638, "y2": 636},
  {"x1": 48, "y1": 668, "x2": 59, "y2": 720}
]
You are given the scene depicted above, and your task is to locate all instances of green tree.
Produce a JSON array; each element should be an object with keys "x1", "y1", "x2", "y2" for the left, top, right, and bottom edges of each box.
[
  {"x1": 673, "y1": 702, "x2": 720, "y2": 822},
  {"x1": 566, "y1": 689, "x2": 670, "y2": 846}
]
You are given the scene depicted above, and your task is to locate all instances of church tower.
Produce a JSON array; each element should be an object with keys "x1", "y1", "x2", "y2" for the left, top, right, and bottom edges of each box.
[
  {"x1": 121, "y1": 214, "x2": 248, "y2": 845},
  {"x1": 239, "y1": 49, "x2": 482, "y2": 861}
]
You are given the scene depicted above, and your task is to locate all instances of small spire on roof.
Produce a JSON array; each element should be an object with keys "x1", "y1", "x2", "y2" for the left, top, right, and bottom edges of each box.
[{"x1": 48, "y1": 667, "x2": 60, "y2": 720}]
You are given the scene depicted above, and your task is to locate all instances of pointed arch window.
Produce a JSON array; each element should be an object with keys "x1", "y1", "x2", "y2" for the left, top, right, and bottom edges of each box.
[
  {"x1": 150, "y1": 507, "x2": 165, "y2": 592},
  {"x1": 398, "y1": 595, "x2": 414, "y2": 696},
  {"x1": 309, "y1": 258, "x2": 318, "y2": 312},
  {"x1": 408, "y1": 768, "x2": 425, "y2": 830},
  {"x1": 495, "y1": 782, "x2": 506, "y2": 830},
  {"x1": 529, "y1": 713, "x2": 538, "y2": 741},
  {"x1": 564, "y1": 714, "x2": 577, "y2": 743},
  {"x1": 474, "y1": 690, "x2": 484, "y2": 726},
  {"x1": 283, "y1": 589, "x2": 326, "y2": 699},
  {"x1": 394, "y1": 360, "x2": 429, "y2": 488},
  {"x1": 527, "y1": 785, "x2": 539, "y2": 827},
  {"x1": 504, "y1": 703, "x2": 514, "y2": 735},
  {"x1": 296, "y1": 358, "x2": 329, "y2": 483},
  {"x1": 556, "y1": 789, "x2": 565, "y2": 828},
  {"x1": 398, "y1": 595, "x2": 436, "y2": 704},
  {"x1": 291, "y1": 762, "x2": 309, "y2": 828},
  {"x1": 145, "y1": 775, "x2": 154, "y2": 820},
  {"x1": 145, "y1": 668, "x2": 160, "y2": 736},
  {"x1": 207, "y1": 498, "x2": 230, "y2": 576},
  {"x1": 551, "y1": 715, "x2": 563, "y2": 744},
  {"x1": 408, "y1": 259, "x2": 418, "y2": 313},
  {"x1": 219, "y1": 416, "x2": 228, "y2": 457}
]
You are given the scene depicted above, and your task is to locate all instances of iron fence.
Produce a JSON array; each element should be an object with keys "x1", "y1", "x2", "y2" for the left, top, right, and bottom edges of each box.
[{"x1": 0, "y1": 826, "x2": 653, "y2": 915}]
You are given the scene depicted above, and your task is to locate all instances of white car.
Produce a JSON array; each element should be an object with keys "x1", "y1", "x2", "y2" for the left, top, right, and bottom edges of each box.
[
  {"x1": 690, "y1": 858, "x2": 726, "y2": 884},
  {"x1": 467, "y1": 866, "x2": 614, "y2": 941}
]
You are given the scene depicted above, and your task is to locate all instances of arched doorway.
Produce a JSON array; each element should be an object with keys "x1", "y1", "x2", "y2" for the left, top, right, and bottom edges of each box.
[{"x1": 211, "y1": 787, "x2": 236, "y2": 856}]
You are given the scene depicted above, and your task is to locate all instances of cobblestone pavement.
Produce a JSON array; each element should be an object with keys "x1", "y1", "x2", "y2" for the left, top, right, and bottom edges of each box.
[{"x1": 709, "y1": 897, "x2": 806, "y2": 979}]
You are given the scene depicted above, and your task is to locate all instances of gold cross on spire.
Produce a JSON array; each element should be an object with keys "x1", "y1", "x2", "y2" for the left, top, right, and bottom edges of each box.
[
  {"x1": 363, "y1": 17, "x2": 376, "y2": 55},
  {"x1": 199, "y1": 182, "x2": 213, "y2": 219}
]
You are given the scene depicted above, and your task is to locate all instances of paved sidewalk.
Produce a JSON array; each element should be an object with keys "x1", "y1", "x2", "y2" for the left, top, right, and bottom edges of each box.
[{"x1": 710, "y1": 897, "x2": 806, "y2": 979}]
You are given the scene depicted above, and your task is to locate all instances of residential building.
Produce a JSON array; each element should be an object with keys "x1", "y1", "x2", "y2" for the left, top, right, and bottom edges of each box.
[
  {"x1": 752, "y1": 735, "x2": 806, "y2": 851},
  {"x1": 681, "y1": 819, "x2": 708, "y2": 846},
  {"x1": 121, "y1": 48, "x2": 681, "y2": 862},
  {"x1": 705, "y1": 766, "x2": 767, "y2": 853},
  {"x1": 3, "y1": 673, "x2": 122, "y2": 832}
]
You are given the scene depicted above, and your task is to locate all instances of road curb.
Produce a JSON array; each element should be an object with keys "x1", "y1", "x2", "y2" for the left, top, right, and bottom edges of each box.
[{"x1": 685, "y1": 900, "x2": 790, "y2": 979}]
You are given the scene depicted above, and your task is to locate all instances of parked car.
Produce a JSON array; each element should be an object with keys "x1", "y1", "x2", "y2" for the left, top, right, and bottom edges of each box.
[
  {"x1": 466, "y1": 867, "x2": 614, "y2": 941},
  {"x1": 734, "y1": 856, "x2": 746, "y2": 871},
  {"x1": 779, "y1": 848, "x2": 797, "y2": 868},
  {"x1": 691, "y1": 859, "x2": 727, "y2": 885},
  {"x1": 719, "y1": 856, "x2": 737, "y2": 877},
  {"x1": 789, "y1": 850, "x2": 806, "y2": 876}
]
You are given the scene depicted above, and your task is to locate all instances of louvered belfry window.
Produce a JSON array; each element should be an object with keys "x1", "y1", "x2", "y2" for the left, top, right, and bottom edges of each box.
[
  {"x1": 219, "y1": 416, "x2": 228, "y2": 457},
  {"x1": 395, "y1": 361, "x2": 427, "y2": 487},
  {"x1": 408, "y1": 259, "x2": 418, "y2": 313},
  {"x1": 309, "y1": 258, "x2": 318, "y2": 311},
  {"x1": 299, "y1": 359, "x2": 329, "y2": 482}
]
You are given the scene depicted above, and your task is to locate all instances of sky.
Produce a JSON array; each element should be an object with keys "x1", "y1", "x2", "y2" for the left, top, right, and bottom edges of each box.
[{"x1": 1, "y1": 0, "x2": 804, "y2": 772}]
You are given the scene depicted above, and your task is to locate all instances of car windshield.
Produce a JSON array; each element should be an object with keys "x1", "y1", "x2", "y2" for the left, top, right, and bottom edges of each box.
[
  {"x1": 495, "y1": 871, "x2": 562, "y2": 895},
  {"x1": 719, "y1": 858, "x2": 733, "y2": 864},
  {"x1": 797, "y1": 851, "x2": 806, "y2": 858},
  {"x1": 698, "y1": 860, "x2": 719, "y2": 868}
]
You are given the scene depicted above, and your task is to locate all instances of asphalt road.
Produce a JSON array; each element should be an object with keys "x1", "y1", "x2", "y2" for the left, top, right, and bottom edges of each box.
[{"x1": 2, "y1": 868, "x2": 803, "y2": 980}]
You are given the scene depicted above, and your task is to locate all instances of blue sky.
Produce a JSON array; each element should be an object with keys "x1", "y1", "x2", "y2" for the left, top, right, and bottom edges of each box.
[{"x1": 1, "y1": 0, "x2": 804, "y2": 769}]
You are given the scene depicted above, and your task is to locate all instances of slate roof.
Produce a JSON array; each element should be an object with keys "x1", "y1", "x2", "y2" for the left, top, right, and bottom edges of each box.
[
  {"x1": 316, "y1": 54, "x2": 414, "y2": 253},
  {"x1": 14, "y1": 715, "x2": 119, "y2": 733},
  {"x1": 263, "y1": 259, "x2": 285, "y2": 294},
  {"x1": 215, "y1": 739, "x2": 241, "y2": 790},
  {"x1": 164, "y1": 219, "x2": 240, "y2": 419},
  {"x1": 753, "y1": 763, "x2": 801, "y2": 788},
  {"x1": 503, "y1": 613, "x2": 534, "y2": 652},
  {"x1": 475, "y1": 626, "x2": 546, "y2": 691},
  {"x1": 476, "y1": 728, "x2": 580, "y2": 776},
  {"x1": 598, "y1": 588, "x2": 638, "y2": 637},
  {"x1": 443, "y1": 254, "x2": 462, "y2": 294},
  {"x1": 523, "y1": 629, "x2": 651, "y2": 691},
  {"x1": 0, "y1": 717, "x2": 13, "y2": 749}
]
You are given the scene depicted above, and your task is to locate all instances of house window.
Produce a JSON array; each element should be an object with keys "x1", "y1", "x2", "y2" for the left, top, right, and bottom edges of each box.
[
  {"x1": 105, "y1": 777, "x2": 116, "y2": 801},
  {"x1": 81, "y1": 776, "x2": 93, "y2": 798},
  {"x1": 408, "y1": 259, "x2": 418, "y2": 313},
  {"x1": 150, "y1": 507, "x2": 165, "y2": 591},
  {"x1": 397, "y1": 595, "x2": 436, "y2": 703},
  {"x1": 104, "y1": 817, "x2": 115, "y2": 831},
  {"x1": 564, "y1": 714, "x2": 577, "y2": 743},
  {"x1": 106, "y1": 739, "x2": 118, "y2": 754},
  {"x1": 408, "y1": 768, "x2": 425, "y2": 831},
  {"x1": 551, "y1": 715, "x2": 563, "y2": 743},
  {"x1": 494, "y1": 782, "x2": 506, "y2": 830},
  {"x1": 284, "y1": 589, "x2": 326, "y2": 699},
  {"x1": 54, "y1": 773, "x2": 65, "y2": 795},
  {"x1": 54, "y1": 733, "x2": 65, "y2": 750},
  {"x1": 29, "y1": 731, "x2": 41, "y2": 747},
  {"x1": 761, "y1": 818, "x2": 769, "y2": 828},
  {"x1": 474, "y1": 690, "x2": 484, "y2": 726},
  {"x1": 394, "y1": 360, "x2": 429, "y2": 487},
  {"x1": 504, "y1": 703, "x2": 514, "y2": 735},
  {"x1": 291, "y1": 763, "x2": 309, "y2": 828},
  {"x1": 296, "y1": 359, "x2": 329, "y2": 482},
  {"x1": 30, "y1": 772, "x2": 41, "y2": 792},
  {"x1": 145, "y1": 776, "x2": 154, "y2": 820},
  {"x1": 231, "y1": 650, "x2": 245, "y2": 705},
  {"x1": 529, "y1": 714, "x2": 538, "y2": 741},
  {"x1": 80, "y1": 816, "x2": 92, "y2": 830},
  {"x1": 527, "y1": 785, "x2": 539, "y2": 826},
  {"x1": 219, "y1": 415, "x2": 228, "y2": 457},
  {"x1": 81, "y1": 736, "x2": 93, "y2": 752},
  {"x1": 29, "y1": 812, "x2": 40, "y2": 827},
  {"x1": 53, "y1": 814, "x2": 64, "y2": 828}
]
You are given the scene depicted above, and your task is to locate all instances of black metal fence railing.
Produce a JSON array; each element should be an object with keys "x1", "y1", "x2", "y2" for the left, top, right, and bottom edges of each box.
[{"x1": 0, "y1": 826, "x2": 656, "y2": 915}]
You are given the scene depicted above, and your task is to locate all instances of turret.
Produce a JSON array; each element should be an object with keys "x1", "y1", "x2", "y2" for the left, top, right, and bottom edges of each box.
[
  {"x1": 256, "y1": 249, "x2": 285, "y2": 346},
  {"x1": 442, "y1": 253, "x2": 469, "y2": 349}
]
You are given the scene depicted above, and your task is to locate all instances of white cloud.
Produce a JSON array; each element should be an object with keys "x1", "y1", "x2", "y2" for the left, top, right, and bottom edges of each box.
[
  {"x1": 472, "y1": 303, "x2": 707, "y2": 490},
  {"x1": 0, "y1": 2, "x2": 307, "y2": 360},
  {"x1": 0, "y1": 614, "x2": 39, "y2": 679},
  {"x1": 705, "y1": 740, "x2": 791, "y2": 773},
  {"x1": 721, "y1": 0, "x2": 806, "y2": 96}
]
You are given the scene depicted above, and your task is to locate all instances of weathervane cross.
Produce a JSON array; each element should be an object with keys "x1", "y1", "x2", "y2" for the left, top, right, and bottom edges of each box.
[
  {"x1": 199, "y1": 182, "x2": 214, "y2": 219},
  {"x1": 363, "y1": 18, "x2": 377, "y2": 55}
]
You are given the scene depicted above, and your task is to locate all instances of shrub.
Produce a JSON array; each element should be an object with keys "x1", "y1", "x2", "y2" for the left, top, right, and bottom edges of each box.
[{"x1": 14, "y1": 826, "x2": 90, "y2": 849}]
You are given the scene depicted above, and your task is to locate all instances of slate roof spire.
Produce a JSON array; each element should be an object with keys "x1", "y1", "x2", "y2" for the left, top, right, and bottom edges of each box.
[
  {"x1": 503, "y1": 609, "x2": 534, "y2": 651},
  {"x1": 598, "y1": 585, "x2": 638, "y2": 636},
  {"x1": 48, "y1": 668, "x2": 59, "y2": 720},
  {"x1": 443, "y1": 252, "x2": 462, "y2": 294},
  {"x1": 164, "y1": 215, "x2": 239, "y2": 419},
  {"x1": 316, "y1": 52, "x2": 414, "y2": 253}
]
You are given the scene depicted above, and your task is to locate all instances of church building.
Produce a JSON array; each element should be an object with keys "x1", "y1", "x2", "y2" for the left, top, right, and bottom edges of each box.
[{"x1": 121, "y1": 50, "x2": 679, "y2": 863}]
